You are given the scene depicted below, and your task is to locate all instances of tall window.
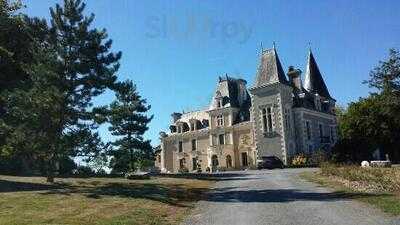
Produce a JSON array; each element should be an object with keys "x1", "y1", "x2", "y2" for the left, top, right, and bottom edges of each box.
[
  {"x1": 217, "y1": 99, "x2": 222, "y2": 108},
  {"x1": 190, "y1": 123, "x2": 195, "y2": 131},
  {"x1": 262, "y1": 108, "x2": 267, "y2": 132},
  {"x1": 179, "y1": 158, "x2": 185, "y2": 169},
  {"x1": 308, "y1": 144, "x2": 313, "y2": 153},
  {"x1": 217, "y1": 115, "x2": 224, "y2": 127},
  {"x1": 191, "y1": 139, "x2": 196, "y2": 151},
  {"x1": 330, "y1": 126, "x2": 335, "y2": 143},
  {"x1": 319, "y1": 124, "x2": 323, "y2": 138},
  {"x1": 284, "y1": 108, "x2": 291, "y2": 134},
  {"x1": 267, "y1": 107, "x2": 273, "y2": 132},
  {"x1": 219, "y1": 134, "x2": 225, "y2": 145},
  {"x1": 262, "y1": 107, "x2": 273, "y2": 133},
  {"x1": 192, "y1": 158, "x2": 197, "y2": 170},
  {"x1": 305, "y1": 121, "x2": 311, "y2": 140},
  {"x1": 178, "y1": 141, "x2": 183, "y2": 152},
  {"x1": 226, "y1": 155, "x2": 232, "y2": 168}
]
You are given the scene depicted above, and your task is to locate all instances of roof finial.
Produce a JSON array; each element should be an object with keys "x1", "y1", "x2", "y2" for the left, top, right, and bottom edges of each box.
[
  {"x1": 260, "y1": 42, "x2": 263, "y2": 53},
  {"x1": 308, "y1": 42, "x2": 312, "y2": 53},
  {"x1": 272, "y1": 41, "x2": 276, "y2": 49}
]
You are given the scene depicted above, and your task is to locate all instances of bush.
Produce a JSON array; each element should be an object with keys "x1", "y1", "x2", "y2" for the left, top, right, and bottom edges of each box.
[
  {"x1": 125, "y1": 172, "x2": 150, "y2": 180},
  {"x1": 292, "y1": 154, "x2": 307, "y2": 166},
  {"x1": 73, "y1": 165, "x2": 95, "y2": 177}
]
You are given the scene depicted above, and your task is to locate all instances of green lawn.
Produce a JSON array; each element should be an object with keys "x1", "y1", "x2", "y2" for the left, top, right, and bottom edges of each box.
[
  {"x1": 0, "y1": 175, "x2": 213, "y2": 225},
  {"x1": 300, "y1": 168, "x2": 400, "y2": 216}
]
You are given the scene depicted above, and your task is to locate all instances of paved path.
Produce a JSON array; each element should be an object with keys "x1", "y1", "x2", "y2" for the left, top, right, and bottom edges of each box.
[{"x1": 182, "y1": 168, "x2": 400, "y2": 225}]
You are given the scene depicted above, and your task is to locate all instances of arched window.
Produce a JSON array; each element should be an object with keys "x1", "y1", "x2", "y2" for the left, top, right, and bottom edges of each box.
[
  {"x1": 226, "y1": 155, "x2": 232, "y2": 168},
  {"x1": 211, "y1": 155, "x2": 219, "y2": 167}
]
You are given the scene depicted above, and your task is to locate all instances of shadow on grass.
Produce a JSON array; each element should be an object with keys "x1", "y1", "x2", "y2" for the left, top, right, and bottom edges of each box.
[
  {"x1": 0, "y1": 174, "x2": 389, "y2": 207},
  {"x1": 204, "y1": 187, "x2": 391, "y2": 203},
  {"x1": 0, "y1": 178, "x2": 210, "y2": 207},
  {"x1": 0, "y1": 179, "x2": 67, "y2": 193},
  {"x1": 42, "y1": 182, "x2": 209, "y2": 207},
  {"x1": 153, "y1": 172, "x2": 252, "y2": 181}
]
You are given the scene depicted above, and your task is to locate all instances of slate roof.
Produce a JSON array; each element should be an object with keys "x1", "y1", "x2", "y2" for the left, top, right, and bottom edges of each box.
[
  {"x1": 304, "y1": 50, "x2": 332, "y2": 99},
  {"x1": 209, "y1": 75, "x2": 251, "y2": 123},
  {"x1": 254, "y1": 47, "x2": 289, "y2": 87}
]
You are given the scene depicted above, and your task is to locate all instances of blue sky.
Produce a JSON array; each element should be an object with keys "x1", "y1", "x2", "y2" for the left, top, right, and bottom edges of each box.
[{"x1": 23, "y1": 0, "x2": 400, "y2": 146}]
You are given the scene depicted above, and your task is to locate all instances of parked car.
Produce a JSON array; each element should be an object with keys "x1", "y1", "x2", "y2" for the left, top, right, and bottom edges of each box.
[{"x1": 257, "y1": 156, "x2": 284, "y2": 169}]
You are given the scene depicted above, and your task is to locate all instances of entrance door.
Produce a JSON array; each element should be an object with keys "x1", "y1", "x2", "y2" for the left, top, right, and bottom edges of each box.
[
  {"x1": 241, "y1": 152, "x2": 248, "y2": 167},
  {"x1": 211, "y1": 155, "x2": 219, "y2": 172},
  {"x1": 226, "y1": 155, "x2": 232, "y2": 168},
  {"x1": 211, "y1": 155, "x2": 219, "y2": 167}
]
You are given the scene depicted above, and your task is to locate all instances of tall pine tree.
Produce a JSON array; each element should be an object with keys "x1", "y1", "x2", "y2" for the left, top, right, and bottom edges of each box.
[
  {"x1": 41, "y1": 0, "x2": 121, "y2": 181},
  {"x1": 108, "y1": 80, "x2": 153, "y2": 173}
]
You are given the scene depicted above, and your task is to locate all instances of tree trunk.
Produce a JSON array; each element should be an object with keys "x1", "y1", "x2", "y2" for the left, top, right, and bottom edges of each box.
[
  {"x1": 46, "y1": 154, "x2": 55, "y2": 183},
  {"x1": 46, "y1": 173, "x2": 54, "y2": 183},
  {"x1": 130, "y1": 149, "x2": 134, "y2": 172}
]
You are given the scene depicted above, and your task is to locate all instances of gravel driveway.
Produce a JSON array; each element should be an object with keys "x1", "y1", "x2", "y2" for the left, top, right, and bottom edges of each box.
[{"x1": 182, "y1": 168, "x2": 399, "y2": 225}]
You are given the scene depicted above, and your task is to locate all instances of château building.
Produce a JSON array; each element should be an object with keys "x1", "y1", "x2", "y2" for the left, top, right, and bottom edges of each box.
[{"x1": 157, "y1": 46, "x2": 337, "y2": 173}]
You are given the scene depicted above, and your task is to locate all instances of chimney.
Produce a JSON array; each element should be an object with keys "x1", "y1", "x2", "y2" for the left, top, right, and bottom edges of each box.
[
  {"x1": 171, "y1": 112, "x2": 182, "y2": 123},
  {"x1": 287, "y1": 66, "x2": 302, "y2": 90}
]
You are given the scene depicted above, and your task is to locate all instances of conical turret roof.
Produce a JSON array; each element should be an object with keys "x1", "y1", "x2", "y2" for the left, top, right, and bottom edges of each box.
[
  {"x1": 254, "y1": 46, "x2": 288, "y2": 87},
  {"x1": 304, "y1": 49, "x2": 332, "y2": 98}
]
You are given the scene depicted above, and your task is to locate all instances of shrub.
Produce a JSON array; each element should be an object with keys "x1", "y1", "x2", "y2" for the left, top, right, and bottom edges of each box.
[
  {"x1": 292, "y1": 154, "x2": 307, "y2": 166},
  {"x1": 73, "y1": 165, "x2": 95, "y2": 177},
  {"x1": 125, "y1": 172, "x2": 150, "y2": 180}
]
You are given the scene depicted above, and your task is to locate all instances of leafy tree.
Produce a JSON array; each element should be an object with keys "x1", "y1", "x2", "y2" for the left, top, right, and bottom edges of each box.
[
  {"x1": 58, "y1": 156, "x2": 77, "y2": 176},
  {"x1": 88, "y1": 152, "x2": 109, "y2": 173},
  {"x1": 108, "y1": 80, "x2": 153, "y2": 173},
  {"x1": 365, "y1": 49, "x2": 400, "y2": 161},
  {"x1": 75, "y1": 165, "x2": 95, "y2": 177},
  {"x1": 365, "y1": 49, "x2": 400, "y2": 94},
  {"x1": 335, "y1": 49, "x2": 400, "y2": 162},
  {"x1": 0, "y1": 1, "x2": 58, "y2": 175}
]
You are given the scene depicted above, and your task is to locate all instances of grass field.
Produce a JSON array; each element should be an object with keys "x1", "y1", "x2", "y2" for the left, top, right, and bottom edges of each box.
[
  {"x1": 0, "y1": 175, "x2": 213, "y2": 225},
  {"x1": 301, "y1": 164, "x2": 400, "y2": 216}
]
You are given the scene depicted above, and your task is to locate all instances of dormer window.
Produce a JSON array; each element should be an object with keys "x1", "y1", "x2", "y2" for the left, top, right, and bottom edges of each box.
[
  {"x1": 215, "y1": 91, "x2": 223, "y2": 108},
  {"x1": 217, "y1": 99, "x2": 223, "y2": 108},
  {"x1": 216, "y1": 115, "x2": 224, "y2": 127},
  {"x1": 314, "y1": 95, "x2": 322, "y2": 111}
]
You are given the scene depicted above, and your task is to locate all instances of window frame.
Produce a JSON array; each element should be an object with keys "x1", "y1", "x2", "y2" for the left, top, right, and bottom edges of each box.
[
  {"x1": 216, "y1": 114, "x2": 224, "y2": 127},
  {"x1": 191, "y1": 139, "x2": 197, "y2": 151},
  {"x1": 305, "y1": 120, "x2": 311, "y2": 140},
  {"x1": 178, "y1": 141, "x2": 183, "y2": 152},
  {"x1": 261, "y1": 106, "x2": 274, "y2": 133},
  {"x1": 218, "y1": 134, "x2": 225, "y2": 145}
]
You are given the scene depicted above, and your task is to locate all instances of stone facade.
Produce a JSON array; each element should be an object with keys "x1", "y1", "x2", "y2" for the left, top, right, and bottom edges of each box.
[{"x1": 157, "y1": 46, "x2": 337, "y2": 173}]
